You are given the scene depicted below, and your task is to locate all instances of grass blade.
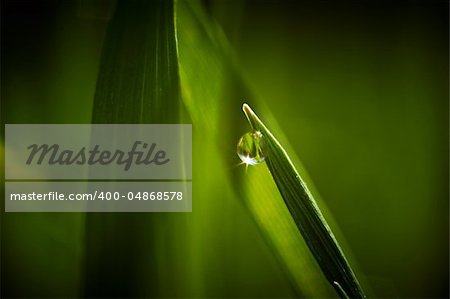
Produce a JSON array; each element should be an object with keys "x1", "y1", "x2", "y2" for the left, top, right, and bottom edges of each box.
[
  {"x1": 242, "y1": 103, "x2": 366, "y2": 299},
  {"x1": 92, "y1": 0, "x2": 180, "y2": 124},
  {"x1": 84, "y1": 1, "x2": 183, "y2": 297}
]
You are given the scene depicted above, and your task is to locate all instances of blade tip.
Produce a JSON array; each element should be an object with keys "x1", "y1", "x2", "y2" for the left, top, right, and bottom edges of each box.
[{"x1": 242, "y1": 103, "x2": 252, "y2": 114}]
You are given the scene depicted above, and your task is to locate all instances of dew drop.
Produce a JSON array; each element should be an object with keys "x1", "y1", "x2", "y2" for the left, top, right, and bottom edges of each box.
[{"x1": 236, "y1": 130, "x2": 266, "y2": 165}]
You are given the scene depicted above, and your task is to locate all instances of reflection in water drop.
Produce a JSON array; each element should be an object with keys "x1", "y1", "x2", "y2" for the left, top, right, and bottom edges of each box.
[{"x1": 236, "y1": 130, "x2": 266, "y2": 165}]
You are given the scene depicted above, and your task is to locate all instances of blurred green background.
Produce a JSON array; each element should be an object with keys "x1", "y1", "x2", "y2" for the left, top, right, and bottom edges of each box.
[{"x1": 1, "y1": 0, "x2": 448, "y2": 298}]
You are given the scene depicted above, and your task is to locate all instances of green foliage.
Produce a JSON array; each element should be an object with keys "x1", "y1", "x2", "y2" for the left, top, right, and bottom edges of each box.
[
  {"x1": 92, "y1": 0, "x2": 180, "y2": 124},
  {"x1": 3, "y1": 0, "x2": 447, "y2": 298},
  {"x1": 242, "y1": 104, "x2": 366, "y2": 298}
]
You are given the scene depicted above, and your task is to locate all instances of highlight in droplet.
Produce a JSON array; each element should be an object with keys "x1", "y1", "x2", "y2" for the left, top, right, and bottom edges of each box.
[{"x1": 236, "y1": 130, "x2": 266, "y2": 165}]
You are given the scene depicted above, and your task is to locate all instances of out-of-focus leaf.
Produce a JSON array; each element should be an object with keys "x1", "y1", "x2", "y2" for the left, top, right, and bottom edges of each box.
[
  {"x1": 85, "y1": 1, "x2": 183, "y2": 297},
  {"x1": 176, "y1": 0, "x2": 338, "y2": 297},
  {"x1": 92, "y1": 0, "x2": 180, "y2": 124}
]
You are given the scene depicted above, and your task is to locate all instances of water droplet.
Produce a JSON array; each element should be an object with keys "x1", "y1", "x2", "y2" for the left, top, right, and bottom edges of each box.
[{"x1": 236, "y1": 130, "x2": 266, "y2": 165}]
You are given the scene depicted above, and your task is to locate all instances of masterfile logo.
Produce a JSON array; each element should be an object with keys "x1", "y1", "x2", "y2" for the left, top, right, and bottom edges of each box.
[
  {"x1": 5, "y1": 124, "x2": 191, "y2": 180},
  {"x1": 4, "y1": 124, "x2": 192, "y2": 212},
  {"x1": 26, "y1": 141, "x2": 170, "y2": 171}
]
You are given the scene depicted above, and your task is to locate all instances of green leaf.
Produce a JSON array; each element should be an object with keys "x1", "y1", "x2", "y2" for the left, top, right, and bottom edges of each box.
[
  {"x1": 85, "y1": 1, "x2": 184, "y2": 297},
  {"x1": 242, "y1": 103, "x2": 366, "y2": 299},
  {"x1": 92, "y1": 0, "x2": 180, "y2": 124}
]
